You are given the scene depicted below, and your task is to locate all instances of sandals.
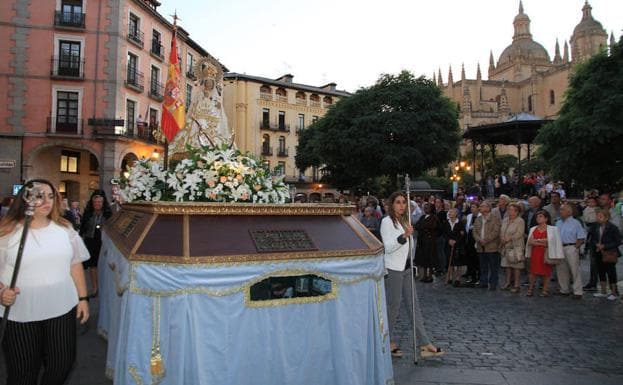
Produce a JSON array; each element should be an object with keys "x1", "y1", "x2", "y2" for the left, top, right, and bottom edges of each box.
[
  {"x1": 420, "y1": 345, "x2": 445, "y2": 359},
  {"x1": 510, "y1": 287, "x2": 520, "y2": 294},
  {"x1": 391, "y1": 347, "x2": 404, "y2": 358},
  {"x1": 539, "y1": 291, "x2": 550, "y2": 297},
  {"x1": 526, "y1": 288, "x2": 534, "y2": 297}
]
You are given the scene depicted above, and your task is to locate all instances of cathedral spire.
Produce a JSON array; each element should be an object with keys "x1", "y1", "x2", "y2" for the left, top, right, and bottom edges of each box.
[
  {"x1": 448, "y1": 65, "x2": 454, "y2": 87},
  {"x1": 438, "y1": 68, "x2": 443, "y2": 86},
  {"x1": 461, "y1": 63, "x2": 466, "y2": 82},
  {"x1": 582, "y1": 1, "x2": 592, "y2": 20},
  {"x1": 476, "y1": 63, "x2": 482, "y2": 81},
  {"x1": 488, "y1": 50, "x2": 495, "y2": 72},
  {"x1": 553, "y1": 39, "x2": 562, "y2": 64},
  {"x1": 513, "y1": 0, "x2": 532, "y2": 42},
  {"x1": 563, "y1": 40, "x2": 570, "y2": 63}
]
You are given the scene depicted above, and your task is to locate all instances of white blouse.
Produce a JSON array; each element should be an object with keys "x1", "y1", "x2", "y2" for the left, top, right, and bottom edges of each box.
[{"x1": 0, "y1": 222, "x2": 90, "y2": 322}]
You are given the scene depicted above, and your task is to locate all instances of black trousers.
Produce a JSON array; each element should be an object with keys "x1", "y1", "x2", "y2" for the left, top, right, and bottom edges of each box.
[
  {"x1": 596, "y1": 252, "x2": 618, "y2": 288},
  {"x1": 1, "y1": 307, "x2": 76, "y2": 385}
]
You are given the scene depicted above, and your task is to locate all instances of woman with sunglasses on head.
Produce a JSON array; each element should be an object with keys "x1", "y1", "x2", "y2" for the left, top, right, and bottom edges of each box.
[
  {"x1": 0, "y1": 179, "x2": 90, "y2": 385},
  {"x1": 381, "y1": 191, "x2": 443, "y2": 360}
]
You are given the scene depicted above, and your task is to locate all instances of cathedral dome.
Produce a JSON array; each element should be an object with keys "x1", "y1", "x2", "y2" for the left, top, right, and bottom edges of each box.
[
  {"x1": 497, "y1": 1, "x2": 551, "y2": 65},
  {"x1": 572, "y1": 1, "x2": 605, "y2": 37},
  {"x1": 498, "y1": 39, "x2": 551, "y2": 65}
]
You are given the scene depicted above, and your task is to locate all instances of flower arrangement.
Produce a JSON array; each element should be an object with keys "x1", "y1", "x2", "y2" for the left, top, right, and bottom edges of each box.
[{"x1": 119, "y1": 145, "x2": 289, "y2": 204}]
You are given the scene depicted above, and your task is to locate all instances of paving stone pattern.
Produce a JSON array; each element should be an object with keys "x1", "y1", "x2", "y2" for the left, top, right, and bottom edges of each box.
[{"x1": 392, "y1": 259, "x2": 623, "y2": 385}]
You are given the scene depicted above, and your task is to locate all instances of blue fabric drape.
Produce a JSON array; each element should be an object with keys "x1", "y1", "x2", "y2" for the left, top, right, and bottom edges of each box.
[{"x1": 98, "y1": 233, "x2": 394, "y2": 385}]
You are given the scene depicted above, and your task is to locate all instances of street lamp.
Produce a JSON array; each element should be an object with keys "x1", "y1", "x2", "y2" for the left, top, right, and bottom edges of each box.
[
  {"x1": 449, "y1": 160, "x2": 470, "y2": 197},
  {"x1": 152, "y1": 149, "x2": 160, "y2": 160}
]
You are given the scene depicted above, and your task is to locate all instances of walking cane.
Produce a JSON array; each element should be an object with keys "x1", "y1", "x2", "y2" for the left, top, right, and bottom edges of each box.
[
  {"x1": 405, "y1": 174, "x2": 418, "y2": 365},
  {"x1": 0, "y1": 185, "x2": 44, "y2": 344},
  {"x1": 445, "y1": 244, "x2": 455, "y2": 285}
]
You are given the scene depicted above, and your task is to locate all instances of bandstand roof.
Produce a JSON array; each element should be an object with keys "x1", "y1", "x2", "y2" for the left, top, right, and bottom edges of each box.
[{"x1": 462, "y1": 113, "x2": 552, "y2": 145}]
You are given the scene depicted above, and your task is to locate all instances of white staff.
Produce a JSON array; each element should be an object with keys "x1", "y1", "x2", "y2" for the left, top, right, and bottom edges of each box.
[{"x1": 405, "y1": 174, "x2": 418, "y2": 365}]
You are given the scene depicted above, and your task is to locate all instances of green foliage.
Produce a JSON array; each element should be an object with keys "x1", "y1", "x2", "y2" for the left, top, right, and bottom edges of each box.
[
  {"x1": 536, "y1": 38, "x2": 623, "y2": 191},
  {"x1": 296, "y1": 71, "x2": 461, "y2": 190},
  {"x1": 418, "y1": 175, "x2": 451, "y2": 191}
]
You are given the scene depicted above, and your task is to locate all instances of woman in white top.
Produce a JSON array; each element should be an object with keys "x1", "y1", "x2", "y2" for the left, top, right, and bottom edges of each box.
[
  {"x1": 0, "y1": 179, "x2": 90, "y2": 385},
  {"x1": 381, "y1": 191, "x2": 443, "y2": 360}
]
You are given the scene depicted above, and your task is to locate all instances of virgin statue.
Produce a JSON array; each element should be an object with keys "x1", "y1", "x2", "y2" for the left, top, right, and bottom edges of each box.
[{"x1": 168, "y1": 57, "x2": 234, "y2": 155}]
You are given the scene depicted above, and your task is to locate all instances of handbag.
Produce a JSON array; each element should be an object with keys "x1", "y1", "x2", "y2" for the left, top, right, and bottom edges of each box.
[
  {"x1": 505, "y1": 246, "x2": 523, "y2": 264},
  {"x1": 602, "y1": 249, "x2": 618, "y2": 264},
  {"x1": 599, "y1": 226, "x2": 619, "y2": 264}
]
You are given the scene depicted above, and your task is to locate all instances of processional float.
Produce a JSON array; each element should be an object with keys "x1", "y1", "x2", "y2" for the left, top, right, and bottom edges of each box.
[{"x1": 98, "y1": 30, "x2": 394, "y2": 385}]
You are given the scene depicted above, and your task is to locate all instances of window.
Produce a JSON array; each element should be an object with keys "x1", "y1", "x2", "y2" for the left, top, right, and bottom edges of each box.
[
  {"x1": 149, "y1": 108, "x2": 158, "y2": 128},
  {"x1": 262, "y1": 134, "x2": 271, "y2": 155},
  {"x1": 126, "y1": 99, "x2": 136, "y2": 133},
  {"x1": 248, "y1": 274, "x2": 334, "y2": 305},
  {"x1": 186, "y1": 53, "x2": 194, "y2": 76},
  {"x1": 277, "y1": 161, "x2": 286, "y2": 175},
  {"x1": 260, "y1": 85, "x2": 272, "y2": 100},
  {"x1": 56, "y1": 0, "x2": 85, "y2": 28},
  {"x1": 312, "y1": 115, "x2": 319, "y2": 123},
  {"x1": 89, "y1": 153, "x2": 99, "y2": 174},
  {"x1": 151, "y1": 30, "x2": 162, "y2": 58},
  {"x1": 58, "y1": 40, "x2": 81, "y2": 77},
  {"x1": 298, "y1": 114, "x2": 305, "y2": 130},
  {"x1": 127, "y1": 52, "x2": 137, "y2": 82},
  {"x1": 60, "y1": 150, "x2": 80, "y2": 173},
  {"x1": 295, "y1": 91, "x2": 306, "y2": 105},
  {"x1": 186, "y1": 84, "x2": 193, "y2": 110},
  {"x1": 278, "y1": 111, "x2": 285, "y2": 130},
  {"x1": 527, "y1": 95, "x2": 533, "y2": 112},
  {"x1": 549, "y1": 90, "x2": 555, "y2": 105},
  {"x1": 323, "y1": 96, "x2": 333, "y2": 106},
  {"x1": 262, "y1": 108, "x2": 270, "y2": 128},
  {"x1": 310, "y1": 94, "x2": 320, "y2": 107},
  {"x1": 150, "y1": 66, "x2": 161, "y2": 97},
  {"x1": 279, "y1": 136, "x2": 286, "y2": 152},
  {"x1": 128, "y1": 13, "x2": 142, "y2": 45},
  {"x1": 56, "y1": 91, "x2": 79, "y2": 132}
]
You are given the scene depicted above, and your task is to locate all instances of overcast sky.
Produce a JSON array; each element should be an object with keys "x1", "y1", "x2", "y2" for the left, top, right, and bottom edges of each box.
[{"x1": 159, "y1": 0, "x2": 622, "y2": 92}]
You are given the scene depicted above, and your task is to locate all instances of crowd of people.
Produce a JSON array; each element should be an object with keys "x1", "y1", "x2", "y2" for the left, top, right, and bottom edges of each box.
[
  {"x1": 358, "y1": 189, "x2": 622, "y2": 298},
  {"x1": 360, "y1": 188, "x2": 622, "y2": 360}
]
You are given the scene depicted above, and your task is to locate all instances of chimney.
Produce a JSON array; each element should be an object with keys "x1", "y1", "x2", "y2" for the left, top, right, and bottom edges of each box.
[
  {"x1": 321, "y1": 82, "x2": 337, "y2": 92},
  {"x1": 276, "y1": 74, "x2": 294, "y2": 83}
]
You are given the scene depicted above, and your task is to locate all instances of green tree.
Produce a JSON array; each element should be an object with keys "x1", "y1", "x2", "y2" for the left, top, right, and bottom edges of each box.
[
  {"x1": 296, "y1": 71, "x2": 460, "y2": 190},
  {"x1": 536, "y1": 38, "x2": 623, "y2": 191}
]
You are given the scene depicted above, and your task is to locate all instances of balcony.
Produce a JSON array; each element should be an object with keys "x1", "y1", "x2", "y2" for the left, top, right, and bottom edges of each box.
[
  {"x1": 310, "y1": 101, "x2": 321, "y2": 108},
  {"x1": 186, "y1": 69, "x2": 196, "y2": 80},
  {"x1": 261, "y1": 146, "x2": 273, "y2": 156},
  {"x1": 93, "y1": 123, "x2": 157, "y2": 144},
  {"x1": 47, "y1": 116, "x2": 82, "y2": 135},
  {"x1": 50, "y1": 56, "x2": 85, "y2": 79},
  {"x1": 295, "y1": 98, "x2": 307, "y2": 106},
  {"x1": 149, "y1": 80, "x2": 164, "y2": 102},
  {"x1": 54, "y1": 11, "x2": 85, "y2": 29},
  {"x1": 276, "y1": 95, "x2": 288, "y2": 103},
  {"x1": 125, "y1": 66, "x2": 144, "y2": 92},
  {"x1": 259, "y1": 122, "x2": 290, "y2": 132},
  {"x1": 127, "y1": 27, "x2": 144, "y2": 47},
  {"x1": 277, "y1": 148, "x2": 289, "y2": 157},
  {"x1": 260, "y1": 92, "x2": 272, "y2": 101},
  {"x1": 150, "y1": 39, "x2": 164, "y2": 60}
]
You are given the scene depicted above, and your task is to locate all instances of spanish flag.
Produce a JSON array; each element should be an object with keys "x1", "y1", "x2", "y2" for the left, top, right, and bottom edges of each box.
[{"x1": 161, "y1": 29, "x2": 185, "y2": 142}]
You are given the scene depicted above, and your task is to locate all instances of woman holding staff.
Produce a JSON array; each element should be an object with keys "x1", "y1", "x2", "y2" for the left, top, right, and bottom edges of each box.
[
  {"x1": 0, "y1": 179, "x2": 90, "y2": 385},
  {"x1": 381, "y1": 191, "x2": 443, "y2": 360}
]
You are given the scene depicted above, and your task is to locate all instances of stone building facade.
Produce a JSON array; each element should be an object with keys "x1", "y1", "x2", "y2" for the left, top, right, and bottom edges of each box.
[
  {"x1": 0, "y1": 0, "x2": 221, "y2": 204},
  {"x1": 223, "y1": 73, "x2": 349, "y2": 197},
  {"x1": 437, "y1": 1, "x2": 616, "y2": 159}
]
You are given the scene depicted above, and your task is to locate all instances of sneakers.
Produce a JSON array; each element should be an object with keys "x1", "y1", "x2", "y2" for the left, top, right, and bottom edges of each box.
[
  {"x1": 607, "y1": 294, "x2": 618, "y2": 301},
  {"x1": 593, "y1": 293, "x2": 607, "y2": 298},
  {"x1": 583, "y1": 284, "x2": 597, "y2": 291}
]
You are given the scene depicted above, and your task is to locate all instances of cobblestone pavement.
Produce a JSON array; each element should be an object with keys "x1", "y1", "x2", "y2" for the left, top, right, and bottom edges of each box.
[
  {"x1": 1, "y1": 260, "x2": 621, "y2": 385},
  {"x1": 392, "y1": 259, "x2": 623, "y2": 385}
]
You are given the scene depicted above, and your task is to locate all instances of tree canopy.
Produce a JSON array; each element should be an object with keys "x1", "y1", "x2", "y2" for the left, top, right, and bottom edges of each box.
[
  {"x1": 296, "y1": 71, "x2": 460, "y2": 191},
  {"x1": 536, "y1": 38, "x2": 623, "y2": 192}
]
